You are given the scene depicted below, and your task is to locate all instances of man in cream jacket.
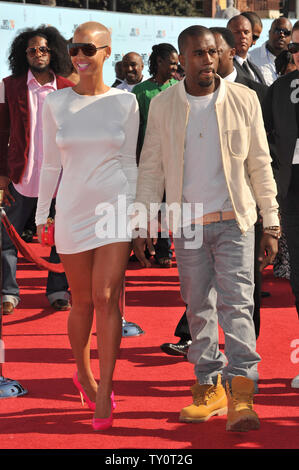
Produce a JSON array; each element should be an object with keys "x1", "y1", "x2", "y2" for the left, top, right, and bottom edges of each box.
[{"x1": 133, "y1": 25, "x2": 279, "y2": 432}]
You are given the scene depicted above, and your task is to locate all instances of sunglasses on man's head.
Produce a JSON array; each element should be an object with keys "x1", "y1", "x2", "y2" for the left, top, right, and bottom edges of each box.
[
  {"x1": 68, "y1": 43, "x2": 108, "y2": 57},
  {"x1": 26, "y1": 46, "x2": 51, "y2": 57},
  {"x1": 273, "y1": 27, "x2": 292, "y2": 37},
  {"x1": 288, "y1": 43, "x2": 299, "y2": 54}
]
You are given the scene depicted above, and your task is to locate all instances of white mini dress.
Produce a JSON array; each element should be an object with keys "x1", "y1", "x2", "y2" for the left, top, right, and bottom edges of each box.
[{"x1": 36, "y1": 87, "x2": 139, "y2": 254}]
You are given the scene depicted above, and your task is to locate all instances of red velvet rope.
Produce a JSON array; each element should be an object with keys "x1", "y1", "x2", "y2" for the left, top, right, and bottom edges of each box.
[{"x1": 1, "y1": 213, "x2": 64, "y2": 273}]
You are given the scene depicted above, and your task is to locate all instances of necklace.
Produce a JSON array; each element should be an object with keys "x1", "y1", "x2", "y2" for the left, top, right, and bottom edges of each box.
[
  {"x1": 197, "y1": 99, "x2": 216, "y2": 139},
  {"x1": 186, "y1": 80, "x2": 219, "y2": 138}
]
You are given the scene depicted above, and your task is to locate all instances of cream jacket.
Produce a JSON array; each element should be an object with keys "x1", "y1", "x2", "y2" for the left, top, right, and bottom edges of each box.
[{"x1": 135, "y1": 76, "x2": 279, "y2": 233}]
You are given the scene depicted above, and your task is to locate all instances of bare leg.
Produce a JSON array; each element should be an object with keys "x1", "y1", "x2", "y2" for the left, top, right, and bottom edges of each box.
[
  {"x1": 92, "y1": 242, "x2": 131, "y2": 419},
  {"x1": 60, "y1": 251, "x2": 98, "y2": 402}
]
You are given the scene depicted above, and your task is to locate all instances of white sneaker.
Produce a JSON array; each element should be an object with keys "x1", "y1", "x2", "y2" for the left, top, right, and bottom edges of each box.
[{"x1": 291, "y1": 374, "x2": 299, "y2": 388}]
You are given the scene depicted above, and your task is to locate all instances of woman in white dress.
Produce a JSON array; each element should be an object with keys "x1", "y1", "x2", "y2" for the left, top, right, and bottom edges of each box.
[{"x1": 35, "y1": 22, "x2": 139, "y2": 431}]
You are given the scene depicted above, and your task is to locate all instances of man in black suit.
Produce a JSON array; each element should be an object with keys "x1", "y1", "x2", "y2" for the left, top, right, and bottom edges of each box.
[
  {"x1": 211, "y1": 27, "x2": 267, "y2": 102},
  {"x1": 160, "y1": 27, "x2": 267, "y2": 358},
  {"x1": 263, "y1": 21, "x2": 299, "y2": 320},
  {"x1": 227, "y1": 14, "x2": 266, "y2": 85}
]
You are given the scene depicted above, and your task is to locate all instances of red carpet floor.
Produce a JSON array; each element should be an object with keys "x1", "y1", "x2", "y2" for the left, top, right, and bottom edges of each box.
[{"x1": 0, "y1": 240, "x2": 299, "y2": 451}]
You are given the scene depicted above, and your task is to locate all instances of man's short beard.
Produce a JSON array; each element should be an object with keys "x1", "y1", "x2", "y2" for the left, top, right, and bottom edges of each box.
[
  {"x1": 198, "y1": 78, "x2": 214, "y2": 88},
  {"x1": 29, "y1": 64, "x2": 50, "y2": 74}
]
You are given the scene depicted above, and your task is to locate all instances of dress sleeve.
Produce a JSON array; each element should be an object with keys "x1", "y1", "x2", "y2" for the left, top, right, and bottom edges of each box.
[
  {"x1": 119, "y1": 95, "x2": 139, "y2": 200},
  {"x1": 35, "y1": 96, "x2": 62, "y2": 226}
]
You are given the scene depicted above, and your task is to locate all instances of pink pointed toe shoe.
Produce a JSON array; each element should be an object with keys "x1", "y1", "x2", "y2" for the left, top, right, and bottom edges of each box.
[
  {"x1": 73, "y1": 372, "x2": 116, "y2": 411},
  {"x1": 73, "y1": 372, "x2": 96, "y2": 411},
  {"x1": 92, "y1": 397, "x2": 114, "y2": 431}
]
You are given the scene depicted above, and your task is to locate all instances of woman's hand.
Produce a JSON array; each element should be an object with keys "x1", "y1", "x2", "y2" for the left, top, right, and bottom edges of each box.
[{"x1": 0, "y1": 176, "x2": 15, "y2": 206}]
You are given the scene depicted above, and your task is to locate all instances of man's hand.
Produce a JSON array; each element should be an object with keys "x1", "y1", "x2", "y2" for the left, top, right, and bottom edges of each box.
[
  {"x1": 0, "y1": 176, "x2": 15, "y2": 206},
  {"x1": 258, "y1": 233, "x2": 278, "y2": 272},
  {"x1": 133, "y1": 232, "x2": 156, "y2": 268},
  {"x1": 36, "y1": 224, "x2": 44, "y2": 245}
]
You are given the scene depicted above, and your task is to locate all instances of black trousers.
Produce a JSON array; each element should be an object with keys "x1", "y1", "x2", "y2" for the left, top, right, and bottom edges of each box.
[
  {"x1": 280, "y1": 167, "x2": 299, "y2": 319},
  {"x1": 1, "y1": 183, "x2": 69, "y2": 301},
  {"x1": 174, "y1": 222, "x2": 262, "y2": 340}
]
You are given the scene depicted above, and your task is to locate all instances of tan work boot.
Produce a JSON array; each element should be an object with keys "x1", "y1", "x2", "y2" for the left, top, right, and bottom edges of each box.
[
  {"x1": 179, "y1": 374, "x2": 227, "y2": 422},
  {"x1": 226, "y1": 376, "x2": 260, "y2": 432}
]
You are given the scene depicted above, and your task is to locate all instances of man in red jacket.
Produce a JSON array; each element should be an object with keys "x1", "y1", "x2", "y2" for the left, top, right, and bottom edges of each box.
[{"x1": 0, "y1": 26, "x2": 74, "y2": 315}]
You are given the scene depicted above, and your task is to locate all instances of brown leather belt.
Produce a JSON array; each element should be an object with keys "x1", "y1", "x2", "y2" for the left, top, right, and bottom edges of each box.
[{"x1": 194, "y1": 210, "x2": 236, "y2": 226}]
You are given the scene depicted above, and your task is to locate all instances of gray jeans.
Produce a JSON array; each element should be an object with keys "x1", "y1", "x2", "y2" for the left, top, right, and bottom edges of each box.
[{"x1": 174, "y1": 219, "x2": 260, "y2": 386}]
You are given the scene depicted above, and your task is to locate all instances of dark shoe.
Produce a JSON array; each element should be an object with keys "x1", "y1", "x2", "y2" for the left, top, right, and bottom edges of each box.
[
  {"x1": 3, "y1": 301, "x2": 15, "y2": 315},
  {"x1": 160, "y1": 339, "x2": 192, "y2": 357},
  {"x1": 21, "y1": 229, "x2": 35, "y2": 243},
  {"x1": 156, "y1": 257, "x2": 172, "y2": 268},
  {"x1": 51, "y1": 299, "x2": 71, "y2": 311},
  {"x1": 261, "y1": 291, "x2": 271, "y2": 298}
]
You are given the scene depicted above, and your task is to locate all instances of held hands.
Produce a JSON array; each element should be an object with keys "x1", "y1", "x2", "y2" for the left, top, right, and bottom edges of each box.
[
  {"x1": 133, "y1": 229, "x2": 156, "y2": 268},
  {"x1": 258, "y1": 233, "x2": 278, "y2": 272}
]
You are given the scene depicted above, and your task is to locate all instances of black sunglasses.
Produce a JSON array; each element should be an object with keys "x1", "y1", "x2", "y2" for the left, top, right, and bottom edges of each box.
[
  {"x1": 68, "y1": 43, "x2": 108, "y2": 57},
  {"x1": 252, "y1": 34, "x2": 260, "y2": 42},
  {"x1": 273, "y1": 27, "x2": 292, "y2": 37},
  {"x1": 288, "y1": 43, "x2": 299, "y2": 54},
  {"x1": 26, "y1": 46, "x2": 51, "y2": 57}
]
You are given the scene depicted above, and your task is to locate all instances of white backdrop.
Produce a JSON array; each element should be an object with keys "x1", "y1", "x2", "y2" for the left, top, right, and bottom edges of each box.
[{"x1": 0, "y1": 1, "x2": 295, "y2": 83}]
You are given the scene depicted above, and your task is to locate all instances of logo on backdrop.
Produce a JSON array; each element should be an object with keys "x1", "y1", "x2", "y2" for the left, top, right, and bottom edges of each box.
[
  {"x1": 156, "y1": 30, "x2": 166, "y2": 38},
  {"x1": 130, "y1": 28, "x2": 140, "y2": 37},
  {"x1": 0, "y1": 20, "x2": 15, "y2": 30}
]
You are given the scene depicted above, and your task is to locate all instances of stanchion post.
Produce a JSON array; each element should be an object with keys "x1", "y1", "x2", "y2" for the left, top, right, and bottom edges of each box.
[
  {"x1": 0, "y1": 189, "x2": 28, "y2": 398},
  {"x1": 121, "y1": 274, "x2": 145, "y2": 338},
  {"x1": 119, "y1": 276, "x2": 125, "y2": 318}
]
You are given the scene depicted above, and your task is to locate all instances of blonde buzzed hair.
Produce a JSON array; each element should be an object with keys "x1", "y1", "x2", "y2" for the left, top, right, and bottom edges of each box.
[{"x1": 74, "y1": 22, "x2": 111, "y2": 46}]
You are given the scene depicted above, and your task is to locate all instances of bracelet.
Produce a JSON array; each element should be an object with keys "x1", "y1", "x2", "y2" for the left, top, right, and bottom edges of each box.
[
  {"x1": 263, "y1": 227, "x2": 281, "y2": 239},
  {"x1": 264, "y1": 226, "x2": 280, "y2": 230}
]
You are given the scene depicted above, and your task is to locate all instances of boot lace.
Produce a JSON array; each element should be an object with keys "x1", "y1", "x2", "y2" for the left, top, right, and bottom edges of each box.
[
  {"x1": 193, "y1": 385, "x2": 217, "y2": 406},
  {"x1": 231, "y1": 390, "x2": 253, "y2": 409}
]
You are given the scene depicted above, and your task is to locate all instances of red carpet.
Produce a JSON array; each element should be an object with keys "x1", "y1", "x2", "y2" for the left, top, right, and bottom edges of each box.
[{"x1": 0, "y1": 240, "x2": 299, "y2": 451}]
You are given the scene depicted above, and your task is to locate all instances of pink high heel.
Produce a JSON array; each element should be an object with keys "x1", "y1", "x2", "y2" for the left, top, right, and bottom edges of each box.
[
  {"x1": 73, "y1": 372, "x2": 96, "y2": 411},
  {"x1": 92, "y1": 397, "x2": 113, "y2": 431},
  {"x1": 111, "y1": 390, "x2": 116, "y2": 410},
  {"x1": 73, "y1": 372, "x2": 116, "y2": 411}
]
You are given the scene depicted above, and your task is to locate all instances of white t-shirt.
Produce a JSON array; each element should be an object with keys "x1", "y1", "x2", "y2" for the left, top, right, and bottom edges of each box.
[
  {"x1": 116, "y1": 77, "x2": 144, "y2": 92},
  {"x1": 249, "y1": 42, "x2": 278, "y2": 86},
  {"x1": 183, "y1": 88, "x2": 232, "y2": 216}
]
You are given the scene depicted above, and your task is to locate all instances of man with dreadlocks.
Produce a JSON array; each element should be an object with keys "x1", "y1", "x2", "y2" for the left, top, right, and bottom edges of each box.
[{"x1": 0, "y1": 25, "x2": 73, "y2": 315}]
